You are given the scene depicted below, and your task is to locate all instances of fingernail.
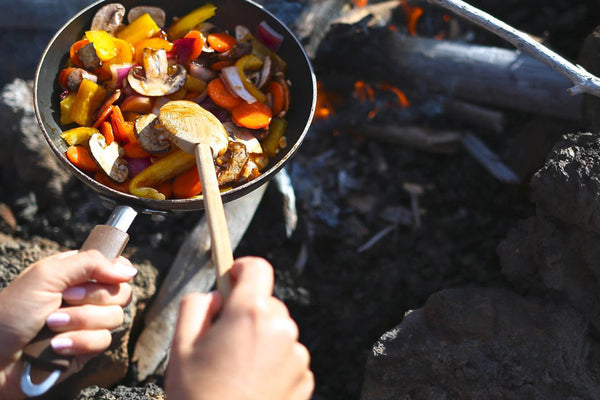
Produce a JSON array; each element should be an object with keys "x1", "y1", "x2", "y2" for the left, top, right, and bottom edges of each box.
[
  {"x1": 50, "y1": 337, "x2": 73, "y2": 351},
  {"x1": 63, "y1": 286, "x2": 86, "y2": 300},
  {"x1": 46, "y1": 312, "x2": 71, "y2": 327},
  {"x1": 114, "y1": 262, "x2": 138, "y2": 277}
]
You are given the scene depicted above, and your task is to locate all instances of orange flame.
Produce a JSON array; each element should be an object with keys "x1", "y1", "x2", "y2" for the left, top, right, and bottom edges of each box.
[
  {"x1": 353, "y1": 81, "x2": 375, "y2": 102},
  {"x1": 315, "y1": 81, "x2": 336, "y2": 120},
  {"x1": 399, "y1": 0, "x2": 423, "y2": 36},
  {"x1": 351, "y1": 0, "x2": 368, "y2": 7},
  {"x1": 377, "y1": 83, "x2": 411, "y2": 108}
]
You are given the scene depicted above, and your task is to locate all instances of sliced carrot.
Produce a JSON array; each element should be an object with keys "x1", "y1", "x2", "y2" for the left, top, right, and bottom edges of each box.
[
  {"x1": 209, "y1": 60, "x2": 234, "y2": 71},
  {"x1": 94, "y1": 172, "x2": 131, "y2": 193},
  {"x1": 207, "y1": 33, "x2": 237, "y2": 53},
  {"x1": 207, "y1": 78, "x2": 242, "y2": 110},
  {"x1": 66, "y1": 145, "x2": 99, "y2": 172},
  {"x1": 184, "y1": 30, "x2": 206, "y2": 61},
  {"x1": 231, "y1": 101, "x2": 273, "y2": 129},
  {"x1": 157, "y1": 180, "x2": 173, "y2": 199},
  {"x1": 93, "y1": 90, "x2": 121, "y2": 128},
  {"x1": 110, "y1": 105, "x2": 136, "y2": 144},
  {"x1": 269, "y1": 81, "x2": 285, "y2": 116},
  {"x1": 124, "y1": 142, "x2": 151, "y2": 159},
  {"x1": 100, "y1": 121, "x2": 114, "y2": 145},
  {"x1": 172, "y1": 167, "x2": 202, "y2": 198},
  {"x1": 69, "y1": 39, "x2": 90, "y2": 67}
]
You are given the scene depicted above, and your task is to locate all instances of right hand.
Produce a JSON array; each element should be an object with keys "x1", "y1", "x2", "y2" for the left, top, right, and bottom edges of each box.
[{"x1": 166, "y1": 256, "x2": 314, "y2": 400}]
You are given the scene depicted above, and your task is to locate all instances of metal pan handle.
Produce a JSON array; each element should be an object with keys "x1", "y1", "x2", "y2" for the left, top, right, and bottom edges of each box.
[{"x1": 20, "y1": 205, "x2": 137, "y2": 397}]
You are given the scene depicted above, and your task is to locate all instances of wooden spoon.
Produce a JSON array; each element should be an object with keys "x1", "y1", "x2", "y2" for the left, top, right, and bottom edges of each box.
[{"x1": 159, "y1": 100, "x2": 233, "y2": 297}]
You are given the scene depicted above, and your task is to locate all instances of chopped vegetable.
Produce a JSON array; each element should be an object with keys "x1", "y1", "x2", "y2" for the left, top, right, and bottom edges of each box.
[
  {"x1": 133, "y1": 38, "x2": 173, "y2": 64},
  {"x1": 207, "y1": 77, "x2": 242, "y2": 110},
  {"x1": 236, "y1": 54, "x2": 267, "y2": 103},
  {"x1": 88, "y1": 132, "x2": 129, "y2": 182},
  {"x1": 231, "y1": 101, "x2": 272, "y2": 129},
  {"x1": 117, "y1": 12, "x2": 161, "y2": 45},
  {"x1": 100, "y1": 120, "x2": 114, "y2": 145},
  {"x1": 157, "y1": 180, "x2": 173, "y2": 198},
  {"x1": 172, "y1": 166, "x2": 202, "y2": 198},
  {"x1": 66, "y1": 145, "x2": 100, "y2": 172},
  {"x1": 69, "y1": 39, "x2": 90, "y2": 67},
  {"x1": 61, "y1": 126, "x2": 99, "y2": 146},
  {"x1": 71, "y1": 79, "x2": 108, "y2": 126},
  {"x1": 60, "y1": 93, "x2": 77, "y2": 125},
  {"x1": 85, "y1": 30, "x2": 119, "y2": 61},
  {"x1": 256, "y1": 21, "x2": 284, "y2": 52},
  {"x1": 261, "y1": 117, "x2": 287, "y2": 157},
  {"x1": 220, "y1": 65, "x2": 257, "y2": 103},
  {"x1": 94, "y1": 171, "x2": 131, "y2": 193},
  {"x1": 128, "y1": 48, "x2": 187, "y2": 97},
  {"x1": 124, "y1": 142, "x2": 152, "y2": 159},
  {"x1": 184, "y1": 30, "x2": 206, "y2": 61},
  {"x1": 269, "y1": 81, "x2": 285, "y2": 116},
  {"x1": 129, "y1": 149, "x2": 195, "y2": 200},
  {"x1": 207, "y1": 32, "x2": 238, "y2": 53},
  {"x1": 166, "y1": 3, "x2": 216, "y2": 39}
]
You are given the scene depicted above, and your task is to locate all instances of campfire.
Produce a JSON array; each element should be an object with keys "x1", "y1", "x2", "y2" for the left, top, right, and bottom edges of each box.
[{"x1": 2, "y1": 0, "x2": 600, "y2": 399}]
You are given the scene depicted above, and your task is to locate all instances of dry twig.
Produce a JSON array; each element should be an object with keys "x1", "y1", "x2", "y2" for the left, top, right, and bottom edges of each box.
[{"x1": 427, "y1": 0, "x2": 600, "y2": 98}]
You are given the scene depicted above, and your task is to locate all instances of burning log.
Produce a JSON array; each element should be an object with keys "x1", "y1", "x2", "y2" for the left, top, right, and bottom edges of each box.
[{"x1": 316, "y1": 25, "x2": 583, "y2": 121}]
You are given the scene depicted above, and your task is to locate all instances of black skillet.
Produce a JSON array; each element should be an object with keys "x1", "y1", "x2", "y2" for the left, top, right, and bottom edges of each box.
[{"x1": 24, "y1": 0, "x2": 316, "y2": 396}]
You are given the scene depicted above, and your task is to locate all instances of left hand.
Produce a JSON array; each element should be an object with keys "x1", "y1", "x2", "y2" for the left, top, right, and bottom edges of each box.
[{"x1": 0, "y1": 249, "x2": 137, "y2": 399}]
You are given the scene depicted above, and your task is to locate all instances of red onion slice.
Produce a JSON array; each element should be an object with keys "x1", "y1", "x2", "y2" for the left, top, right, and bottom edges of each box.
[
  {"x1": 256, "y1": 21, "x2": 284, "y2": 52},
  {"x1": 126, "y1": 157, "x2": 152, "y2": 177}
]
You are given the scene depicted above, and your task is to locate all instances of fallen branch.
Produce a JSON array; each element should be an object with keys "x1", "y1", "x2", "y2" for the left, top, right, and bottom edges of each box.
[{"x1": 427, "y1": 0, "x2": 600, "y2": 98}]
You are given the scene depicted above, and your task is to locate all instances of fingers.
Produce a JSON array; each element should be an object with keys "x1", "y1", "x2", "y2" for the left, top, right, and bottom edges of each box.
[
  {"x1": 172, "y1": 292, "x2": 222, "y2": 350},
  {"x1": 62, "y1": 282, "x2": 132, "y2": 307},
  {"x1": 229, "y1": 257, "x2": 274, "y2": 302},
  {"x1": 24, "y1": 250, "x2": 138, "y2": 294},
  {"x1": 50, "y1": 329, "x2": 113, "y2": 356},
  {"x1": 46, "y1": 305, "x2": 124, "y2": 333}
]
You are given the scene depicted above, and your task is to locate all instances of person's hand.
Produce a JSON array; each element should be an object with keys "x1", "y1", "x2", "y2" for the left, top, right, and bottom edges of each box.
[
  {"x1": 0, "y1": 249, "x2": 137, "y2": 399},
  {"x1": 166, "y1": 256, "x2": 314, "y2": 400}
]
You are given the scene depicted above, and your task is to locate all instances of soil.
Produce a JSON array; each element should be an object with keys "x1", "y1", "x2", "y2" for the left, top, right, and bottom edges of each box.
[{"x1": 1, "y1": 0, "x2": 600, "y2": 399}]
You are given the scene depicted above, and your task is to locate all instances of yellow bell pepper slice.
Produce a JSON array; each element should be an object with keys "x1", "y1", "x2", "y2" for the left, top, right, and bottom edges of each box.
[
  {"x1": 60, "y1": 126, "x2": 100, "y2": 146},
  {"x1": 71, "y1": 79, "x2": 108, "y2": 127},
  {"x1": 243, "y1": 33, "x2": 287, "y2": 73},
  {"x1": 117, "y1": 13, "x2": 161, "y2": 46},
  {"x1": 85, "y1": 30, "x2": 119, "y2": 61},
  {"x1": 184, "y1": 75, "x2": 207, "y2": 93},
  {"x1": 261, "y1": 117, "x2": 287, "y2": 158},
  {"x1": 129, "y1": 150, "x2": 196, "y2": 200},
  {"x1": 236, "y1": 54, "x2": 267, "y2": 103},
  {"x1": 60, "y1": 93, "x2": 77, "y2": 125},
  {"x1": 167, "y1": 3, "x2": 216, "y2": 39}
]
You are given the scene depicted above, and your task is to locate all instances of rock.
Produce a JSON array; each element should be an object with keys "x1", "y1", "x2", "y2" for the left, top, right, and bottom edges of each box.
[
  {"x1": 76, "y1": 383, "x2": 165, "y2": 400},
  {"x1": 0, "y1": 79, "x2": 71, "y2": 207},
  {"x1": 361, "y1": 287, "x2": 600, "y2": 400},
  {"x1": 530, "y1": 132, "x2": 600, "y2": 233},
  {"x1": 0, "y1": 233, "x2": 158, "y2": 399}
]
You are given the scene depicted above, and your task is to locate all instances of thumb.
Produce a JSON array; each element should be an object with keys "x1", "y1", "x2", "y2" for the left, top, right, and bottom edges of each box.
[{"x1": 172, "y1": 292, "x2": 222, "y2": 350}]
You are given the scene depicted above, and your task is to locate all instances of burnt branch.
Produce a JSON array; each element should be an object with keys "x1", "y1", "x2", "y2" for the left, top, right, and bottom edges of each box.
[{"x1": 428, "y1": 0, "x2": 600, "y2": 98}]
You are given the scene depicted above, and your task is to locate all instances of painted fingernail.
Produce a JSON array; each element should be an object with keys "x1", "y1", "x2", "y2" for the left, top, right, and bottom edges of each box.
[
  {"x1": 50, "y1": 337, "x2": 73, "y2": 351},
  {"x1": 46, "y1": 312, "x2": 71, "y2": 327},
  {"x1": 63, "y1": 286, "x2": 86, "y2": 300},
  {"x1": 114, "y1": 262, "x2": 138, "y2": 277}
]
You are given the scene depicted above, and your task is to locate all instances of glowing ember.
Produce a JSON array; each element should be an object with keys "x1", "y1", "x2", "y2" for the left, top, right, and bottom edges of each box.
[
  {"x1": 315, "y1": 81, "x2": 336, "y2": 120},
  {"x1": 377, "y1": 83, "x2": 411, "y2": 108},
  {"x1": 399, "y1": 0, "x2": 424, "y2": 36},
  {"x1": 353, "y1": 81, "x2": 375, "y2": 102},
  {"x1": 351, "y1": 0, "x2": 368, "y2": 7}
]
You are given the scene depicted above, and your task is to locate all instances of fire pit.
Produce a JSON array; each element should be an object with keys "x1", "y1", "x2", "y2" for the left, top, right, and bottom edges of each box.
[{"x1": 1, "y1": 0, "x2": 600, "y2": 399}]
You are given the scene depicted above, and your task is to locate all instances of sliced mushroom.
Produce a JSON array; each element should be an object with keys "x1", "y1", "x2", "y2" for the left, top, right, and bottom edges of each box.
[
  {"x1": 65, "y1": 68, "x2": 98, "y2": 91},
  {"x1": 235, "y1": 25, "x2": 251, "y2": 42},
  {"x1": 91, "y1": 3, "x2": 125, "y2": 34},
  {"x1": 88, "y1": 132, "x2": 129, "y2": 183},
  {"x1": 134, "y1": 113, "x2": 172, "y2": 153},
  {"x1": 216, "y1": 141, "x2": 249, "y2": 186},
  {"x1": 127, "y1": 48, "x2": 187, "y2": 96},
  {"x1": 128, "y1": 6, "x2": 166, "y2": 28},
  {"x1": 205, "y1": 40, "x2": 252, "y2": 64},
  {"x1": 77, "y1": 42, "x2": 102, "y2": 70},
  {"x1": 223, "y1": 122, "x2": 264, "y2": 154}
]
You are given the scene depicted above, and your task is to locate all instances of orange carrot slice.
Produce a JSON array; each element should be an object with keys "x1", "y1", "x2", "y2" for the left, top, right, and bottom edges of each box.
[
  {"x1": 207, "y1": 78, "x2": 242, "y2": 110},
  {"x1": 66, "y1": 145, "x2": 99, "y2": 172},
  {"x1": 124, "y1": 142, "x2": 151, "y2": 159},
  {"x1": 157, "y1": 180, "x2": 173, "y2": 199},
  {"x1": 94, "y1": 172, "x2": 131, "y2": 193},
  {"x1": 269, "y1": 81, "x2": 285, "y2": 116},
  {"x1": 231, "y1": 101, "x2": 273, "y2": 129},
  {"x1": 100, "y1": 121, "x2": 114, "y2": 145},
  {"x1": 172, "y1": 167, "x2": 202, "y2": 198},
  {"x1": 207, "y1": 33, "x2": 237, "y2": 53},
  {"x1": 184, "y1": 30, "x2": 206, "y2": 61}
]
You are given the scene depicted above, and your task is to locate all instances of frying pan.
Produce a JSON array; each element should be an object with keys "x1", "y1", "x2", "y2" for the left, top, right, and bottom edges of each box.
[{"x1": 24, "y1": 0, "x2": 316, "y2": 396}]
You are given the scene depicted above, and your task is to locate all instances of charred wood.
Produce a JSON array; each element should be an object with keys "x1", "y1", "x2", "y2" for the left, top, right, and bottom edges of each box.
[
  {"x1": 357, "y1": 123, "x2": 462, "y2": 153},
  {"x1": 292, "y1": 0, "x2": 348, "y2": 59},
  {"x1": 316, "y1": 25, "x2": 583, "y2": 121}
]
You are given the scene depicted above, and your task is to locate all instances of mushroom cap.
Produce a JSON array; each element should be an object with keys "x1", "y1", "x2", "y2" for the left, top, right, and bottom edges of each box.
[
  {"x1": 127, "y1": 48, "x2": 187, "y2": 97},
  {"x1": 88, "y1": 132, "x2": 129, "y2": 182},
  {"x1": 216, "y1": 141, "x2": 249, "y2": 186},
  {"x1": 135, "y1": 113, "x2": 172, "y2": 153},
  {"x1": 91, "y1": 3, "x2": 125, "y2": 34}
]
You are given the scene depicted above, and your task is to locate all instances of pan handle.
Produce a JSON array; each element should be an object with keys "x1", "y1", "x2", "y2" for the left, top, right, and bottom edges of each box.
[{"x1": 20, "y1": 205, "x2": 138, "y2": 398}]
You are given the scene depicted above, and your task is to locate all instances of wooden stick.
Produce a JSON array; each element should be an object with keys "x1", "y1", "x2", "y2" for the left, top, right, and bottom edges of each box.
[{"x1": 427, "y1": 0, "x2": 600, "y2": 97}]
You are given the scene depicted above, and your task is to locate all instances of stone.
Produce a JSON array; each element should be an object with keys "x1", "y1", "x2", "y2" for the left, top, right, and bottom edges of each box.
[{"x1": 361, "y1": 287, "x2": 600, "y2": 400}]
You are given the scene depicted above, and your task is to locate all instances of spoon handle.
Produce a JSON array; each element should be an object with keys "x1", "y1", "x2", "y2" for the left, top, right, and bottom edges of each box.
[{"x1": 195, "y1": 143, "x2": 233, "y2": 298}]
